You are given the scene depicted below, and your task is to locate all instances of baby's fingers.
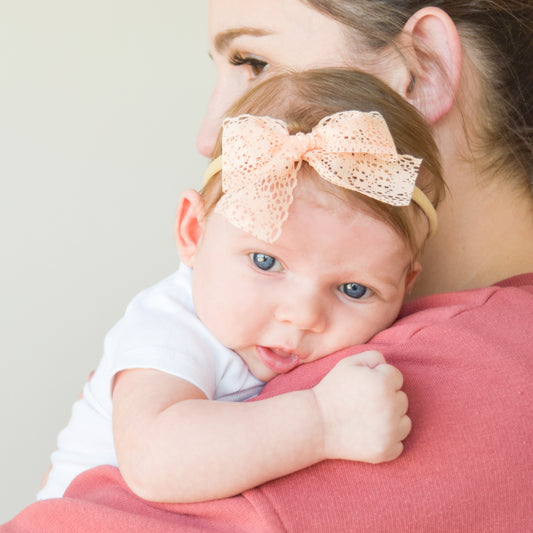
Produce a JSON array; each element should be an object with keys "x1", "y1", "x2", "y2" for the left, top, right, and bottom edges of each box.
[
  {"x1": 395, "y1": 390, "x2": 409, "y2": 416},
  {"x1": 399, "y1": 414, "x2": 412, "y2": 442},
  {"x1": 377, "y1": 415, "x2": 412, "y2": 464},
  {"x1": 341, "y1": 350, "x2": 386, "y2": 369},
  {"x1": 380, "y1": 441, "x2": 405, "y2": 463},
  {"x1": 374, "y1": 362, "x2": 404, "y2": 391}
]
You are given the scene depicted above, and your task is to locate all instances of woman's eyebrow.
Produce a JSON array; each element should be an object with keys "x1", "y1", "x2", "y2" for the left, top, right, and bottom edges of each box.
[{"x1": 214, "y1": 27, "x2": 272, "y2": 53}]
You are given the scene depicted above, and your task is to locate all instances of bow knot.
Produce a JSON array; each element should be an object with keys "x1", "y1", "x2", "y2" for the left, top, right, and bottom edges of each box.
[
  {"x1": 290, "y1": 131, "x2": 317, "y2": 159},
  {"x1": 211, "y1": 111, "x2": 427, "y2": 243}
]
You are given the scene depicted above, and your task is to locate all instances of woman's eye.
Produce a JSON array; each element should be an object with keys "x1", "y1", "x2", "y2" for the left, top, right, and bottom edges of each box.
[
  {"x1": 229, "y1": 53, "x2": 268, "y2": 77},
  {"x1": 250, "y1": 253, "x2": 282, "y2": 271},
  {"x1": 339, "y1": 283, "x2": 371, "y2": 300}
]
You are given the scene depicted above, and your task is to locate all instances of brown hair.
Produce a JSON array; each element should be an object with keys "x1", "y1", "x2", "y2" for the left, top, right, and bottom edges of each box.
[
  {"x1": 302, "y1": 0, "x2": 533, "y2": 193},
  {"x1": 201, "y1": 68, "x2": 443, "y2": 257}
]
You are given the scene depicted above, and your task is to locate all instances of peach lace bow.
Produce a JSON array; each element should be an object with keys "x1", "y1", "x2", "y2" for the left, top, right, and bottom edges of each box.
[{"x1": 209, "y1": 110, "x2": 425, "y2": 243}]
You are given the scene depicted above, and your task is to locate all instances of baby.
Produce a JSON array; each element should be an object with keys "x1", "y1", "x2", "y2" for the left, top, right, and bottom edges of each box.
[{"x1": 39, "y1": 68, "x2": 443, "y2": 503}]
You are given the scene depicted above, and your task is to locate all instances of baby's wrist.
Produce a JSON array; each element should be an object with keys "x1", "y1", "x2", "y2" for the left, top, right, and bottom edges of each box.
[{"x1": 307, "y1": 387, "x2": 329, "y2": 461}]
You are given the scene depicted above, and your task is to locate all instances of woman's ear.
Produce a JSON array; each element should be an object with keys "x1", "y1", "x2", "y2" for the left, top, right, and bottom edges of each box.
[
  {"x1": 175, "y1": 189, "x2": 206, "y2": 267},
  {"x1": 400, "y1": 7, "x2": 462, "y2": 124}
]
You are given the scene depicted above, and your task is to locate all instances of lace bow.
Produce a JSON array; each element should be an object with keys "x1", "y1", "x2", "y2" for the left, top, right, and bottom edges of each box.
[{"x1": 212, "y1": 110, "x2": 423, "y2": 243}]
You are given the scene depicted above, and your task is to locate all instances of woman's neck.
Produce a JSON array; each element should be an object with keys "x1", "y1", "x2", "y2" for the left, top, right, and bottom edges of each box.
[
  {"x1": 407, "y1": 81, "x2": 533, "y2": 299},
  {"x1": 411, "y1": 169, "x2": 533, "y2": 299}
]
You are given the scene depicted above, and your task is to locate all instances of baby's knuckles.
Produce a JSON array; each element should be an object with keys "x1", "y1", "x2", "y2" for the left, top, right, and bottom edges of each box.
[{"x1": 313, "y1": 356, "x2": 406, "y2": 463}]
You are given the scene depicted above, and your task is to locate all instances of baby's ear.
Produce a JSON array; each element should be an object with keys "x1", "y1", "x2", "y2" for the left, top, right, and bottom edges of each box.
[
  {"x1": 405, "y1": 262, "x2": 422, "y2": 296},
  {"x1": 175, "y1": 189, "x2": 206, "y2": 267}
]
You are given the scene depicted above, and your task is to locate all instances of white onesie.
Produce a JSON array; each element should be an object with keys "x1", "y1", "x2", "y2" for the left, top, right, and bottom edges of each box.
[{"x1": 38, "y1": 263, "x2": 264, "y2": 499}]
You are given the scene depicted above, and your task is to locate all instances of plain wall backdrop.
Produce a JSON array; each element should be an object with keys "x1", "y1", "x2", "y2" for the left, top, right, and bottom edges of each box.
[{"x1": 0, "y1": 1, "x2": 212, "y2": 522}]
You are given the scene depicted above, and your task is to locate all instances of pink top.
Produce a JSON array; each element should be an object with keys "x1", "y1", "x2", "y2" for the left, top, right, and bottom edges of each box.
[{"x1": 4, "y1": 274, "x2": 533, "y2": 532}]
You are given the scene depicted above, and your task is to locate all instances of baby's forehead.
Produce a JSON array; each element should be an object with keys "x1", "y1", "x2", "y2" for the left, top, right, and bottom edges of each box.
[
  {"x1": 293, "y1": 166, "x2": 373, "y2": 214},
  {"x1": 291, "y1": 172, "x2": 380, "y2": 237},
  {"x1": 293, "y1": 165, "x2": 423, "y2": 260}
]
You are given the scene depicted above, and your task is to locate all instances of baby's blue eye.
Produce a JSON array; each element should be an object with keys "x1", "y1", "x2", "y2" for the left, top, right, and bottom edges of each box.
[
  {"x1": 250, "y1": 253, "x2": 281, "y2": 271},
  {"x1": 339, "y1": 283, "x2": 371, "y2": 300}
]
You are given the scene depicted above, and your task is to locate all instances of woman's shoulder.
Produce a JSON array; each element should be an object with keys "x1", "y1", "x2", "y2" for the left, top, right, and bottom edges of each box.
[
  {"x1": 398, "y1": 272, "x2": 533, "y2": 323},
  {"x1": 369, "y1": 274, "x2": 533, "y2": 350},
  {"x1": 492, "y1": 271, "x2": 533, "y2": 288}
]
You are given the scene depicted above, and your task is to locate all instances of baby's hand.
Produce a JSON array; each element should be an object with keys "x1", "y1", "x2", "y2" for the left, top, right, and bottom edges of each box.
[{"x1": 312, "y1": 350, "x2": 411, "y2": 464}]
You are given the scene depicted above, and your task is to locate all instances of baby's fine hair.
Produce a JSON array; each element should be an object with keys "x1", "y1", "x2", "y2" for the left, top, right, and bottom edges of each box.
[{"x1": 202, "y1": 68, "x2": 444, "y2": 257}]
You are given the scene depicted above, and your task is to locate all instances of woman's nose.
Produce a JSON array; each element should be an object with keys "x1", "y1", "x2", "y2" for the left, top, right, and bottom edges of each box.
[
  {"x1": 196, "y1": 93, "x2": 224, "y2": 158},
  {"x1": 196, "y1": 78, "x2": 243, "y2": 158},
  {"x1": 275, "y1": 291, "x2": 327, "y2": 334}
]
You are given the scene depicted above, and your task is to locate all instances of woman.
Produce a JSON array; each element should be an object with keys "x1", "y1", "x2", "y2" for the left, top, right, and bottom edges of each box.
[{"x1": 4, "y1": 1, "x2": 532, "y2": 531}]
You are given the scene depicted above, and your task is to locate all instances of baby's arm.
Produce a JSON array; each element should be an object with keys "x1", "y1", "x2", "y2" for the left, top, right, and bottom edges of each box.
[{"x1": 113, "y1": 350, "x2": 410, "y2": 503}]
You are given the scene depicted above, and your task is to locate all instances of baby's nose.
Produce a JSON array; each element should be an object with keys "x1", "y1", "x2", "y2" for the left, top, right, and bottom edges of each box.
[{"x1": 275, "y1": 291, "x2": 326, "y2": 334}]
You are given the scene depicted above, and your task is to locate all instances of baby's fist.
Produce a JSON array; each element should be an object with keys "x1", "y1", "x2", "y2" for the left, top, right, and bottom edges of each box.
[{"x1": 312, "y1": 351, "x2": 411, "y2": 464}]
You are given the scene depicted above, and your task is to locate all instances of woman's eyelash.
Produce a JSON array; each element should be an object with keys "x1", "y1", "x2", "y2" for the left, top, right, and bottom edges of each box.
[{"x1": 229, "y1": 53, "x2": 268, "y2": 76}]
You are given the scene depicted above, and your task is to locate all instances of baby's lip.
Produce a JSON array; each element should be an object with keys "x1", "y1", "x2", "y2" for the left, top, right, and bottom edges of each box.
[{"x1": 255, "y1": 346, "x2": 301, "y2": 374}]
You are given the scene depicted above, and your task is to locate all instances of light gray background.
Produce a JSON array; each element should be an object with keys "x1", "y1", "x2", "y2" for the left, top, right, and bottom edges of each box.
[{"x1": 1, "y1": 2, "x2": 212, "y2": 522}]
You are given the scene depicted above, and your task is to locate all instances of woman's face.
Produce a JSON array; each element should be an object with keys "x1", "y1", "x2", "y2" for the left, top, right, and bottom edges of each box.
[{"x1": 200, "y1": 0, "x2": 371, "y2": 157}]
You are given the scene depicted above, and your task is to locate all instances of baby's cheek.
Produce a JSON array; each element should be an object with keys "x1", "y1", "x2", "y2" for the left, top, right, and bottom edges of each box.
[{"x1": 203, "y1": 306, "x2": 251, "y2": 349}]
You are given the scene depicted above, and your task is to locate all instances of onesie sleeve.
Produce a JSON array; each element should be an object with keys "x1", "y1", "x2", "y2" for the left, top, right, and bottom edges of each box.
[{"x1": 99, "y1": 265, "x2": 229, "y2": 402}]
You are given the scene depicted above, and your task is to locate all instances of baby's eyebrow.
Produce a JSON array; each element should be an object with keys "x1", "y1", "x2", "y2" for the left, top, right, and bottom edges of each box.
[{"x1": 214, "y1": 27, "x2": 272, "y2": 54}]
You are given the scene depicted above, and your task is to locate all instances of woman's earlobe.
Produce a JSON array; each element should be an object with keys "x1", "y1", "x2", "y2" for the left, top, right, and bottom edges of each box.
[
  {"x1": 401, "y1": 7, "x2": 462, "y2": 124},
  {"x1": 174, "y1": 189, "x2": 206, "y2": 267}
]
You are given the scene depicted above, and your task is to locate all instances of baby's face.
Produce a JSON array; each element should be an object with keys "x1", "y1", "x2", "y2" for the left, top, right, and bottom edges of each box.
[{"x1": 190, "y1": 178, "x2": 418, "y2": 382}]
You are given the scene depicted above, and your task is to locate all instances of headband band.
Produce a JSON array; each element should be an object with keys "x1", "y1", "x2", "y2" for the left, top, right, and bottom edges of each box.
[{"x1": 203, "y1": 111, "x2": 437, "y2": 242}]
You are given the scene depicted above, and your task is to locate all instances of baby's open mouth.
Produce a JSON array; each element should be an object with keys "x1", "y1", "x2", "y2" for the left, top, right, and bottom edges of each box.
[{"x1": 255, "y1": 346, "x2": 300, "y2": 373}]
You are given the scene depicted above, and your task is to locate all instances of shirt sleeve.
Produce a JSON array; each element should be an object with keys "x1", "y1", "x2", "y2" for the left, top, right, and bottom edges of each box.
[{"x1": 103, "y1": 269, "x2": 224, "y2": 400}]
